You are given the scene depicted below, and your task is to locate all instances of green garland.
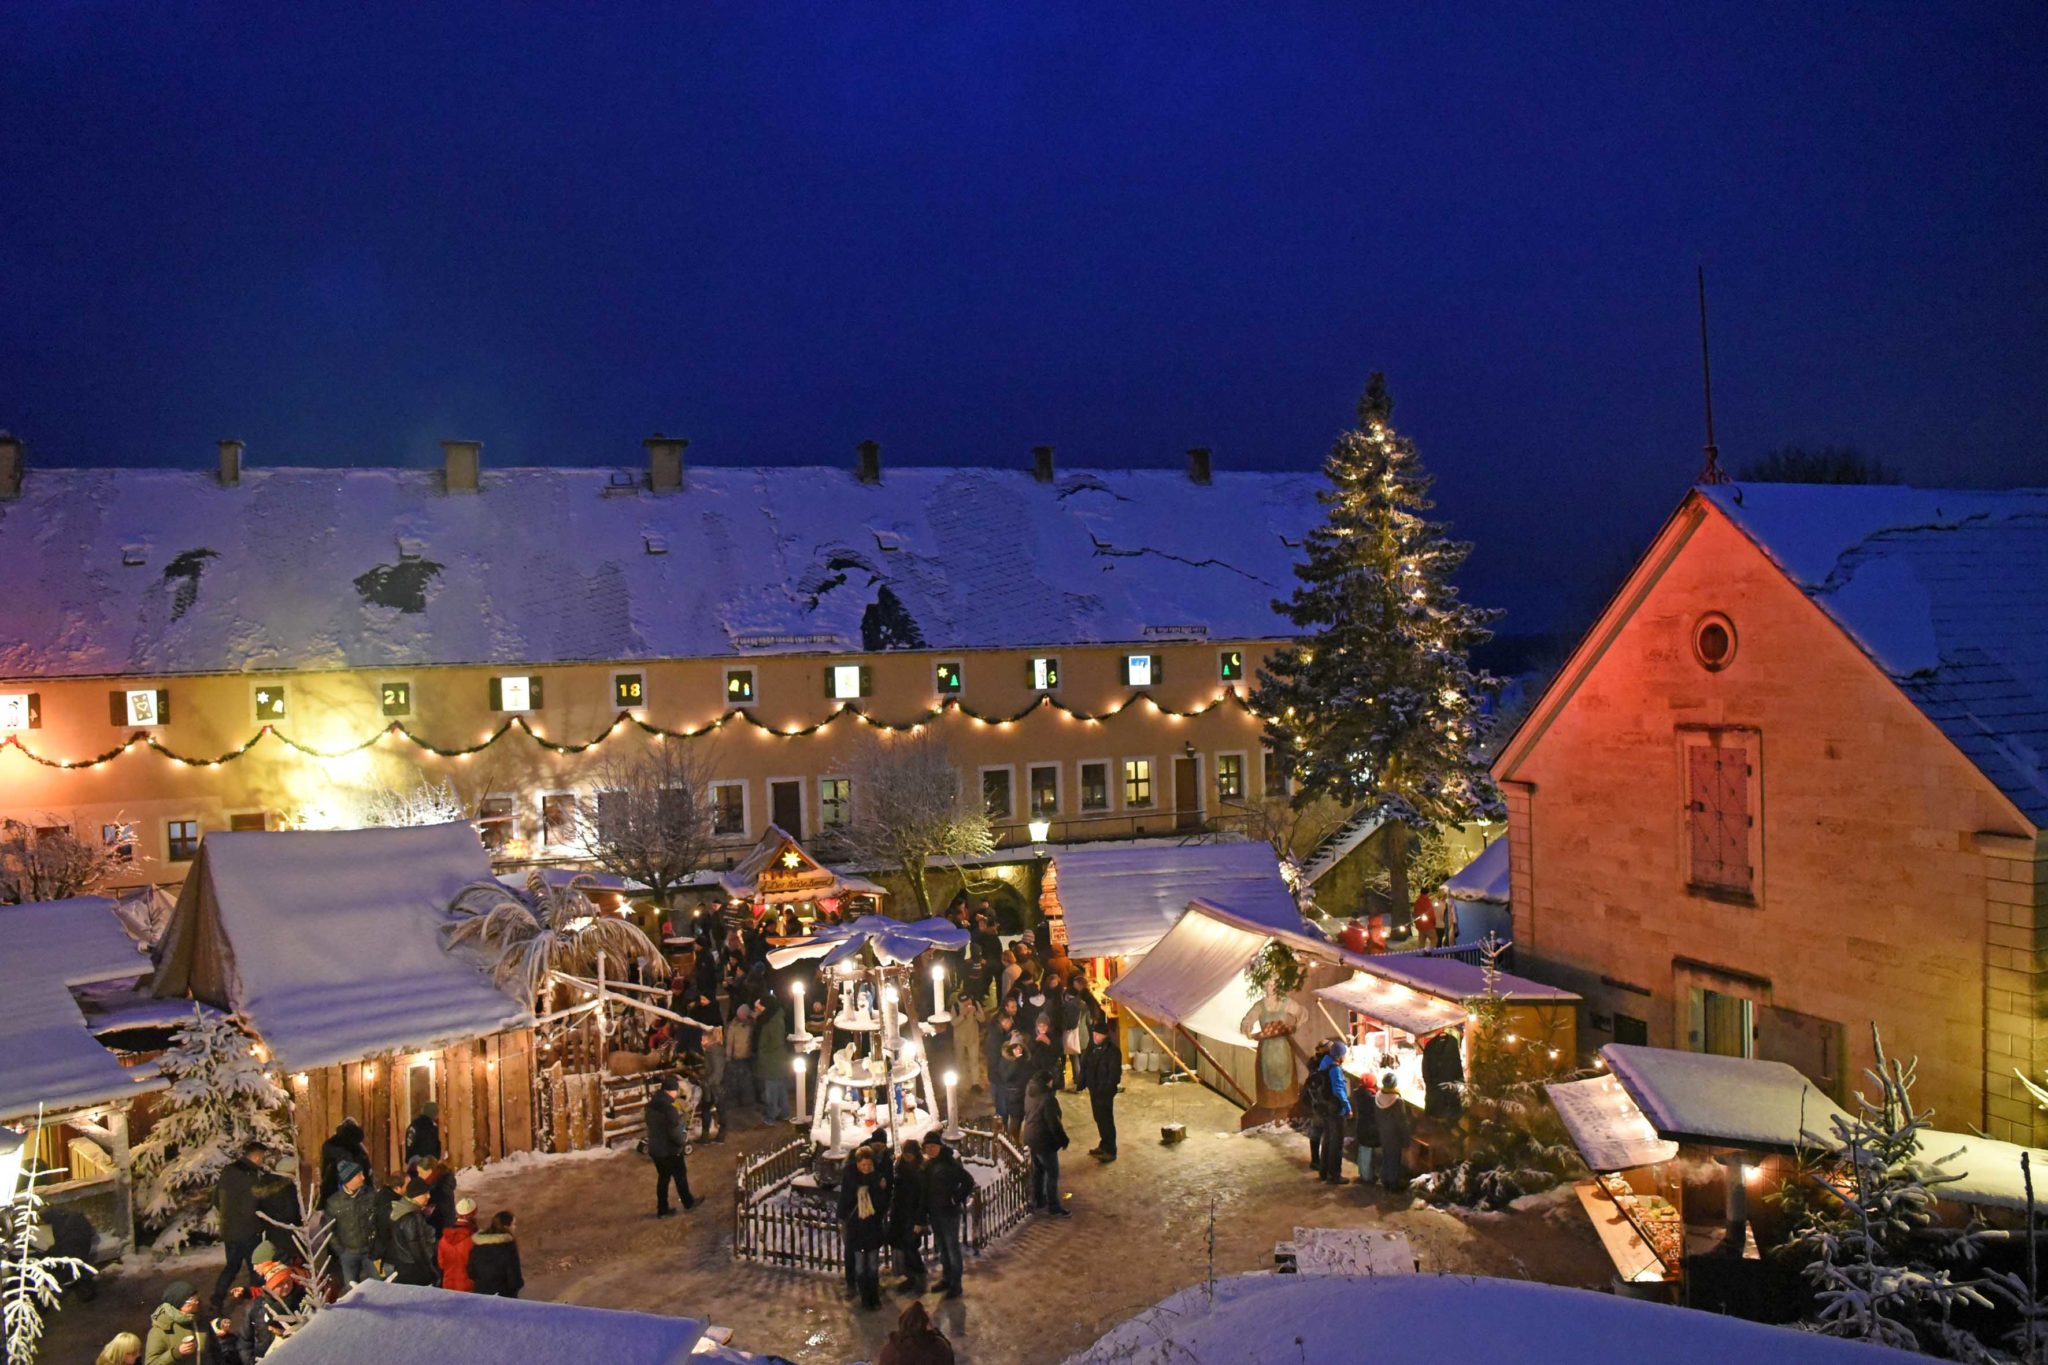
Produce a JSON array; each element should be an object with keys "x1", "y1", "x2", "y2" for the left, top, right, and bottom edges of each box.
[{"x1": 1246, "y1": 941, "x2": 1305, "y2": 998}]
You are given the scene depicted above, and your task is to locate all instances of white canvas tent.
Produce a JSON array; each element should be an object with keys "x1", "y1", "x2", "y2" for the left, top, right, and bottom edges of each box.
[{"x1": 1107, "y1": 899, "x2": 1277, "y2": 1048}]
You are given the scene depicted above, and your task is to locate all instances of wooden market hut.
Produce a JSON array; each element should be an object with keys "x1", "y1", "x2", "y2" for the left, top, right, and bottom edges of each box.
[
  {"x1": 717, "y1": 824, "x2": 887, "y2": 927},
  {"x1": 152, "y1": 824, "x2": 541, "y2": 1186},
  {"x1": 0, "y1": 895, "x2": 164, "y2": 1254}
]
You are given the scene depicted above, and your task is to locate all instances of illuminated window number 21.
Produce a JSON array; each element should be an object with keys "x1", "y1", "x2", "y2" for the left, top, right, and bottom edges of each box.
[{"x1": 381, "y1": 682, "x2": 412, "y2": 718}]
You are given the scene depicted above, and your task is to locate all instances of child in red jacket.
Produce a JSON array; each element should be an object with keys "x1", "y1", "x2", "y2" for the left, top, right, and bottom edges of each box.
[{"x1": 438, "y1": 1198, "x2": 479, "y2": 1291}]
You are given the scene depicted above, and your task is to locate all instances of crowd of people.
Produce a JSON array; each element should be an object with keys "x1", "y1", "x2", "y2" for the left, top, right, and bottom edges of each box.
[{"x1": 1298, "y1": 1031, "x2": 1467, "y2": 1191}]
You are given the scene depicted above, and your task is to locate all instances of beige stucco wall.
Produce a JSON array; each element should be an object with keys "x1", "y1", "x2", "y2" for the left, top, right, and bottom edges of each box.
[
  {"x1": 1497, "y1": 500, "x2": 2046, "y2": 1142},
  {"x1": 0, "y1": 640, "x2": 1279, "y2": 880}
]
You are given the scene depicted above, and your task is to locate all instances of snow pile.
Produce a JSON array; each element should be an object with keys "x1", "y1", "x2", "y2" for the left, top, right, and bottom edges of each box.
[
  {"x1": 263, "y1": 1278, "x2": 708, "y2": 1364},
  {"x1": 1064, "y1": 1273, "x2": 1923, "y2": 1364}
]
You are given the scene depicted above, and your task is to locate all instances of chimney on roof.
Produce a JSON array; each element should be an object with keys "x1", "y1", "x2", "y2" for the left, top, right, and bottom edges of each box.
[
  {"x1": 855, "y1": 439, "x2": 881, "y2": 485},
  {"x1": 645, "y1": 433, "x2": 688, "y2": 492},
  {"x1": 217, "y1": 439, "x2": 244, "y2": 487},
  {"x1": 442, "y1": 439, "x2": 482, "y2": 493},
  {"x1": 0, "y1": 433, "x2": 19, "y2": 500},
  {"x1": 1186, "y1": 446, "x2": 1213, "y2": 485},
  {"x1": 1032, "y1": 445, "x2": 1056, "y2": 483}
]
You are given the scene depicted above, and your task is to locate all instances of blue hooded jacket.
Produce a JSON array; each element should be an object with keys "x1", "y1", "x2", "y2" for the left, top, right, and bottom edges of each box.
[{"x1": 1313, "y1": 1045, "x2": 1352, "y2": 1119}]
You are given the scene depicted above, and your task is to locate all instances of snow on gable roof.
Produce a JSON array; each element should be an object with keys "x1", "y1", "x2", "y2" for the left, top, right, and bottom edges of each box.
[
  {"x1": 1444, "y1": 835, "x2": 1508, "y2": 903},
  {"x1": 0, "y1": 464, "x2": 1320, "y2": 678},
  {"x1": 153, "y1": 825, "x2": 533, "y2": 1072},
  {"x1": 1702, "y1": 482, "x2": 2048, "y2": 826},
  {"x1": 0, "y1": 896, "x2": 160, "y2": 1120},
  {"x1": 1353, "y1": 951, "x2": 1578, "y2": 1005},
  {"x1": 1602, "y1": 1043, "x2": 1850, "y2": 1152},
  {"x1": 1049, "y1": 841, "x2": 1305, "y2": 959},
  {"x1": 265, "y1": 1279, "x2": 706, "y2": 1365}
]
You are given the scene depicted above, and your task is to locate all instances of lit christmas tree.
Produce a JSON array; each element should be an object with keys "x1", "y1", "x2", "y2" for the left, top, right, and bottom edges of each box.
[
  {"x1": 133, "y1": 1007, "x2": 294, "y2": 1252},
  {"x1": 1253, "y1": 373, "x2": 1503, "y2": 928}
]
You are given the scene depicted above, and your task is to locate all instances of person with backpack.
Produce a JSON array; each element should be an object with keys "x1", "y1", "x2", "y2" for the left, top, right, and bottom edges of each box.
[{"x1": 1307, "y1": 1039, "x2": 1352, "y2": 1184}]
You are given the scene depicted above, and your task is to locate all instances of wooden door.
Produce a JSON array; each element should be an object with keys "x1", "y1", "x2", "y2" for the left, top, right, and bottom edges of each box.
[
  {"x1": 1173, "y1": 758, "x2": 1199, "y2": 831},
  {"x1": 771, "y1": 780, "x2": 803, "y2": 838}
]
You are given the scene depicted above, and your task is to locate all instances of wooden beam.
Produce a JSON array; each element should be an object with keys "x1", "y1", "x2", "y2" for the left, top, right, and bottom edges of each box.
[
  {"x1": 1175, "y1": 1023, "x2": 1257, "y2": 1110},
  {"x1": 1124, "y1": 1010, "x2": 1200, "y2": 1084}
]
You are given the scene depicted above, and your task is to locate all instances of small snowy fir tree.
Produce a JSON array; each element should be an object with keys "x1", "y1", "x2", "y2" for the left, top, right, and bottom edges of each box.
[
  {"x1": 2, "y1": 1120, "x2": 93, "y2": 1365},
  {"x1": 1251, "y1": 373, "x2": 1503, "y2": 930},
  {"x1": 1412, "y1": 934, "x2": 1579, "y2": 1209},
  {"x1": 133, "y1": 1007, "x2": 293, "y2": 1252},
  {"x1": 1793, "y1": 1027, "x2": 1993, "y2": 1356}
]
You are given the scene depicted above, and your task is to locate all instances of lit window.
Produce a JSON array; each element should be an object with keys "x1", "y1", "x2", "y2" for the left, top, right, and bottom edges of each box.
[
  {"x1": 982, "y1": 769, "x2": 1014, "y2": 821},
  {"x1": 827, "y1": 664, "x2": 870, "y2": 701},
  {"x1": 821, "y1": 777, "x2": 851, "y2": 829},
  {"x1": 1219, "y1": 650, "x2": 1244, "y2": 682},
  {"x1": 380, "y1": 681, "x2": 412, "y2": 717},
  {"x1": 229, "y1": 812, "x2": 268, "y2": 832},
  {"x1": 166, "y1": 819, "x2": 200, "y2": 862},
  {"x1": 935, "y1": 661, "x2": 963, "y2": 696},
  {"x1": 712, "y1": 782, "x2": 747, "y2": 837},
  {"x1": 490, "y1": 676, "x2": 541, "y2": 712},
  {"x1": 1079, "y1": 762, "x2": 1109, "y2": 812},
  {"x1": 252, "y1": 683, "x2": 287, "y2": 722},
  {"x1": 1030, "y1": 656, "x2": 1060, "y2": 691},
  {"x1": 614, "y1": 673, "x2": 646, "y2": 708},
  {"x1": 1216, "y1": 753, "x2": 1245, "y2": 801},
  {"x1": 113, "y1": 688, "x2": 168, "y2": 728},
  {"x1": 101, "y1": 822, "x2": 135, "y2": 862},
  {"x1": 0, "y1": 692, "x2": 41, "y2": 731},
  {"x1": 1123, "y1": 759, "x2": 1154, "y2": 808},
  {"x1": 478, "y1": 796, "x2": 515, "y2": 852},
  {"x1": 1029, "y1": 764, "x2": 1059, "y2": 815},
  {"x1": 725, "y1": 669, "x2": 756, "y2": 706},
  {"x1": 1122, "y1": 654, "x2": 1157, "y2": 688},
  {"x1": 541, "y1": 794, "x2": 578, "y2": 847}
]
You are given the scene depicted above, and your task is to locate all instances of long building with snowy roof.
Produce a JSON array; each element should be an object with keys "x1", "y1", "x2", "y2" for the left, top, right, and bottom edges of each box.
[{"x1": 0, "y1": 437, "x2": 1321, "y2": 877}]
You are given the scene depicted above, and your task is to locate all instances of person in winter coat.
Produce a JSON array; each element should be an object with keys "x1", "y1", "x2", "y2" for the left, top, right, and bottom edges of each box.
[
  {"x1": 1421, "y1": 1029, "x2": 1465, "y2": 1120},
  {"x1": 371, "y1": 1169, "x2": 409, "y2": 1268},
  {"x1": 317, "y1": 1118, "x2": 370, "y2": 1204},
  {"x1": 228, "y1": 1241, "x2": 303, "y2": 1361},
  {"x1": 405, "y1": 1102, "x2": 442, "y2": 1166},
  {"x1": 1373, "y1": 1073, "x2": 1413, "y2": 1193},
  {"x1": 1026, "y1": 1014, "x2": 1062, "y2": 1093},
  {"x1": 467, "y1": 1210, "x2": 524, "y2": 1297},
  {"x1": 210, "y1": 1142, "x2": 274, "y2": 1310},
  {"x1": 1308, "y1": 1041, "x2": 1353, "y2": 1184},
  {"x1": 997, "y1": 1037, "x2": 1031, "y2": 1138},
  {"x1": 1022, "y1": 1073, "x2": 1070, "y2": 1216},
  {"x1": 386, "y1": 1177, "x2": 441, "y2": 1286},
  {"x1": 1351, "y1": 1071, "x2": 1382, "y2": 1184},
  {"x1": 982, "y1": 1007, "x2": 1017, "y2": 1132},
  {"x1": 724, "y1": 1002, "x2": 758, "y2": 1113},
  {"x1": 753, "y1": 994, "x2": 793, "y2": 1121},
  {"x1": 95, "y1": 1331, "x2": 142, "y2": 1365},
  {"x1": 438, "y1": 1197, "x2": 479, "y2": 1291},
  {"x1": 418, "y1": 1158, "x2": 459, "y2": 1233},
  {"x1": 920, "y1": 1132, "x2": 974, "y2": 1298},
  {"x1": 1078, "y1": 1021, "x2": 1123, "y2": 1161},
  {"x1": 646, "y1": 1074, "x2": 698, "y2": 1216},
  {"x1": 143, "y1": 1281, "x2": 206, "y2": 1365},
  {"x1": 877, "y1": 1299, "x2": 956, "y2": 1365},
  {"x1": 888, "y1": 1141, "x2": 928, "y2": 1295},
  {"x1": 837, "y1": 1145, "x2": 894, "y2": 1310},
  {"x1": 320, "y1": 1164, "x2": 379, "y2": 1288}
]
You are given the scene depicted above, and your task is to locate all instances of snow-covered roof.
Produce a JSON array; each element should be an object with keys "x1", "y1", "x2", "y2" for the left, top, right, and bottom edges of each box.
[
  {"x1": 1317, "y1": 972, "x2": 1468, "y2": 1038},
  {"x1": 718, "y1": 825, "x2": 886, "y2": 903},
  {"x1": 1106, "y1": 902, "x2": 1276, "y2": 1047},
  {"x1": 1443, "y1": 836, "x2": 1508, "y2": 903},
  {"x1": 264, "y1": 1278, "x2": 707, "y2": 1365},
  {"x1": 152, "y1": 825, "x2": 535, "y2": 1072},
  {"x1": 1602, "y1": 1043, "x2": 1850, "y2": 1152},
  {"x1": 1351, "y1": 951, "x2": 1579, "y2": 1005},
  {"x1": 1703, "y1": 482, "x2": 2048, "y2": 826},
  {"x1": 1049, "y1": 841, "x2": 1306, "y2": 959},
  {"x1": 0, "y1": 896, "x2": 161, "y2": 1121},
  {"x1": 1066, "y1": 1272, "x2": 1922, "y2": 1365},
  {"x1": 0, "y1": 464, "x2": 1320, "y2": 678},
  {"x1": 1916, "y1": 1129, "x2": 2048, "y2": 1212},
  {"x1": 1546, "y1": 1072, "x2": 1680, "y2": 1171}
]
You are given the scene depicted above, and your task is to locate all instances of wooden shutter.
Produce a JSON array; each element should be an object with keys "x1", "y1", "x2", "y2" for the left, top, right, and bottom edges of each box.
[
  {"x1": 23, "y1": 692, "x2": 39, "y2": 729},
  {"x1": 1687, "y1": 743, "x2": 1752, "y2": 892},
  {"x1": 109, "y1": 690, "x2": 126, "y2": 725},
  {"x1": 528, "y1": 677, "x2": 543, "y2": 709},
  {"x1": 1150, "y1": 653, "x2": 1162, "y2": 683},
  {"x1": 488, "y1": 677, "x2": 503, "y2": 710},
  {"x1": 157, "y1": 689, "x2": 170, "y2": 723},
  {"x1": 858, "y1": 665, "x2": 872, "y2": 698}
]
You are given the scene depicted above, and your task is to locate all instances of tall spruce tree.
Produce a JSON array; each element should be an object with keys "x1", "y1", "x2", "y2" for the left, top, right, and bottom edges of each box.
[{"x1": 1253, "y1": 373, "x2": 1503, "y2": 929}]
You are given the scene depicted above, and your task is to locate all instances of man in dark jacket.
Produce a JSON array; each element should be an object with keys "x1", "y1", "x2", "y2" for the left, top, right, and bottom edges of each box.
[
  {"x1": 1307, "y1": 1042, "x2": 1353, "y2": 1184},
  {"x1": 372, "y1": 1169, "x2": 409, "y2": 1268},
  {"x1": 920, "y1": 1132, "x2": 974, "y2": 1298},
  {"x1": 887, "y1": 1143, "x2": 927, "y2": 1296},
  {"x1": 317, "y1": 1118, "x2": 370, "y2": 1204},
  {"x1": 1022, "y1": 1073, "x2": 1070, "y2": 1216},
  {"x1": 1078, "y1": 1021, "x2": 1123, "y2": 1161},
  {"x1": 386, "y1": 1176, "x2": 441, "y2": 1286},
  {"x1": 468, "y1": 1210, "x2": 524, "y2": 1297},
  {"x1": 321, "y1": 1164, "x2": 379, "y2": 1287},
  {"x1": 837, "y1": 1145, "x2": 892, "y2": 1310},
  {"x1": 646, "y1": 1075, "x2": 698, "y2": 1217},
  {"x1": 404, "y1": 1102, "x2": 442, "y2": 1166},
  {"x1": 211, "y1": 1142, "x2": 273, "y2": 1310},
  {"x1": 1421, "y1": 1029, "x2": 1465, "y2": 1120}
]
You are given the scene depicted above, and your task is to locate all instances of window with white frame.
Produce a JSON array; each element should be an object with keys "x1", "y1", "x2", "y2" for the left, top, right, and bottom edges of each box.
[
  {"x1": 1123, "y1": 758, "x2": 1154, "y2": 808},
  {"x1": 820, "y1": 776, "x2": 852, "y2": 829},
  {"x1": 1079, "y1": 761, "x2": 1110, "y2": 811},
  {"x1": 827, "y1": 663, "x2": 871, "y2": 701},
  {"x1": 982, "y1": 767, "x2": 1014, "y2": 821},
  {"x1": 1216, "y1": 752, "x2": 1246, "y2": 801},
  {"x1": 1028, "y1": 763, "x2": 1059, "y2": 816},
  {"x1": 490, "y1": 675, "x2": 542, "y2": 712},
  {"x1": 711, "y1": 781, "x2": 748, "y2": 837},
  {"x1": 1121, "y1": 654, "x2": 1160, "y2": 687},
  {"x1": 478, "y1": 795, "x2": 516, "y2": 852},
  {"x1": 1262, "y1": 744, "x2": 1292, "y2": 798},
  {"x1": 1029, "y1": 656, "x2": 1060, "y2": 691}
]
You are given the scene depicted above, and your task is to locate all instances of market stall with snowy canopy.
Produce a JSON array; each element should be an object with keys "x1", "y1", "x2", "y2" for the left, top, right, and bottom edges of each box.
[
  {"x1": 1547, "y1": 1043, "x2": 1852, "y2": 1311},
  {"x1": 716, "y1": 824, "x2": 887, "y2": 929},
  {"x1": 0, "y1": 895, "x2": 164, "y2": 1253},
  {"x1": 262, "y1": 1279, "x2": 715, "y2": 1365},
  {"x1": 152, "y1": 824, "x2": 542, "y2": 1182},
  {"x1": 1441, "y1": 835, "x2": 1511, "y2": 944}
]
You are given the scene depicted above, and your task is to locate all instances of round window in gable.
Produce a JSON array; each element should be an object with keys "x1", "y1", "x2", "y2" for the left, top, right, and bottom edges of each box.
[{"x1": 1693, "y1": 612, "x2": 1737, "y2": 672}]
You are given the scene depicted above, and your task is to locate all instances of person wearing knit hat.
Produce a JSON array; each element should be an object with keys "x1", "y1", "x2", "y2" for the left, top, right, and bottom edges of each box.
[
  {"x1": 439, "y1": 1196, "x2": 480, "y2": 1292},
  {"x1": 250, "y1": 1239, "x2": 279, "y2": 1269},
  {"x1": 387, "y1": 1176, "x2": 442, "y2": 1285},
  {"x1": 145, "y1": 1281, "x2": 201, "y2": 1365}
]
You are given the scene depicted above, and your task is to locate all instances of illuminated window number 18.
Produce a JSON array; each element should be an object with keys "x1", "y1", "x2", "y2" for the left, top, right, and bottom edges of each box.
[{"x1": 614, "y1": 674, "x2": 645, "y2": 707}]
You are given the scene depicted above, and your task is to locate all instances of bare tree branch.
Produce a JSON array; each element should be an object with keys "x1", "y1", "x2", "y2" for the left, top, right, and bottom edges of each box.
[
  {"x1": 0, "y1": 817, "x2": 141, "y2": 905},
  {"x1": 575, "y1": 742, "x2": 717, "y2": 905},
  {"x1": 837, "y1": 731, "x2": 993, "y2": 918}
]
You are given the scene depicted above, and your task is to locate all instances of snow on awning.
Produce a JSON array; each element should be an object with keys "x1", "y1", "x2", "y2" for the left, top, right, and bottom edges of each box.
[
  {"x1": 1106, "y1": 903, "x2": 1273, "y2": 1048},
  {"x1": 1317, "y1": 973, "x2": 1467, "y2": 1038},
  {"x1": 1547, "y1": 1073, "x2": 1680, "y2": 1171},
  {"x1": 1602, "y1": 1044, "x2": 1850, "y2": 1153},
  {"x1": 0, "y1": 896, "x2": 163, "y2": 1121},
  {"x1": 1445, "y1": 837, "x2": 1509, "y2": 904},
  {"x1": 264, "y1": 1279, "x2": 707, "y2": 1365},
  {"x1": 1916, "y1": 1130, "x2": 2048, "y2": 1212},
  {"x1": 1050, "y1": 841, "x2": 1304, "y2": 960}
]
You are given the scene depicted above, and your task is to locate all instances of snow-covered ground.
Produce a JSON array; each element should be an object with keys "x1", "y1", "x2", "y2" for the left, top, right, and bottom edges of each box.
[{"x1": 1066, "y1": 1273, "x2": 1922, "y2": 1365}]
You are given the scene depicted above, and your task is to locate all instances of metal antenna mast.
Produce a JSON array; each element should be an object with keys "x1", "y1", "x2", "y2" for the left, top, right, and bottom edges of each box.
[{"x1": 1696, "y1": 265, "x2": 1729, "y2": 485}]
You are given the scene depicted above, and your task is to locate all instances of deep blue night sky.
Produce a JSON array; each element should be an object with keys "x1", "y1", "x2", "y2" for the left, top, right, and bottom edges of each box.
[{"x1": 4, "y1": 4, "x2": 2043, "y2": 634}]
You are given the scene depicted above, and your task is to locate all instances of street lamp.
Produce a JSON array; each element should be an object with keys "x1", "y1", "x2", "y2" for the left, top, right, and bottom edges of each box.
[{"x1": 1027, "y1": 817, "x2": 1051, "y2": 847}]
